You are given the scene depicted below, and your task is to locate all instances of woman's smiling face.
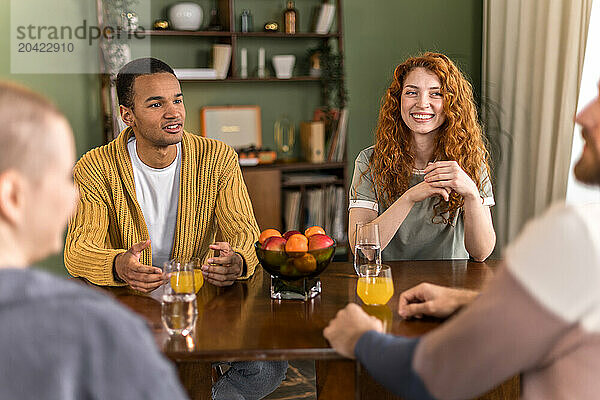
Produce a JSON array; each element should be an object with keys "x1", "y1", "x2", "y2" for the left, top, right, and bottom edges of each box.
[{"x1": 400, "y1": 67, "x2": 446, "y2": 137}]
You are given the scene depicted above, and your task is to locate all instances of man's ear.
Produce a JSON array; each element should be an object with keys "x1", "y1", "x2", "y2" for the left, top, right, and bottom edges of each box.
[
  {"x1": 120, "y1": 105, "x2": 135, "y2": 127},
  {"x1": 0, "y1": 170, "x2": 25, "y2": 227}
]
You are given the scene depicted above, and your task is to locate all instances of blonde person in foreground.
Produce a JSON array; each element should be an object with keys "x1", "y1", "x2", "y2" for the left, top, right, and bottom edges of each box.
[
  {"x1": 325, "y1": 82, "x2": 600, "y2": 399},
  {"x1": 64, "y1": 58, "x2": 287, "y2": 400},
  {"x1": 0, "y1": 82, "x2": 188, "y2": 399}
]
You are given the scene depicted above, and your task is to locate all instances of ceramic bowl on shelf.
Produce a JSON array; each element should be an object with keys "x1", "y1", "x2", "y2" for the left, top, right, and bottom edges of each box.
[
  {"x1": 255, "y1": 240, "x2": 335, "y2": 281},
  {"x1": 169, "y1": 2, "x2": 203, "y2": 31},
  {"x1": 272, "y1": 55, "x2": 295, "y2": 79}
]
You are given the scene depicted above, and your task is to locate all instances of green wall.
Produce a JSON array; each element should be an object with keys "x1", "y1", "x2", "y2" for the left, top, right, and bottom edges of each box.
[
  {"x1": 0, "y1": 0, "x2": 104, "y2": 274},
  {"x1": 0, "y1": 0, "x2": 481, "y2": 276}
]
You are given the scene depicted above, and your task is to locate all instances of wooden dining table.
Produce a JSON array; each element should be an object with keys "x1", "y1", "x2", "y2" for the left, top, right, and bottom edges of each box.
[{"x1": 89, "y1": 259, "x2": 519, "y2": 400}]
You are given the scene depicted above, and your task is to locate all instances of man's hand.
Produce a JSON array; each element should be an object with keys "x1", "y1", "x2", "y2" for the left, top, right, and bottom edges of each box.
[
  {"x1": 398, "y1": 282, "x2": 479, "y2": 319},
  {"x1": 323, "y1": 303, "x2": 384, "y2": 359},
  {"x1": 201, "y1": 242, "x2": 243, "y2": 287},
  {"x1": 114, "y1": 239, "x2": 163, "y2": 293}
]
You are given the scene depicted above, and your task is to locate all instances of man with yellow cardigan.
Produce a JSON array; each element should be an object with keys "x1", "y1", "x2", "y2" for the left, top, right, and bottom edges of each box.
[{"x1": 64, "y1": 58, "x2": 287, "y2": 400}]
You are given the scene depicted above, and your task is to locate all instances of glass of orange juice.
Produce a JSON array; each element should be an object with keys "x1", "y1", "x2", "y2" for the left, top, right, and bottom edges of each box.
[
  {"x1": 357, "y1": 264, "x2": 394, "y2": 305},
  {"x1": 189, "y1": 258, "x2": 204, "y2": 293},
  {"x1": 166, "y1": 260, "x2": 195, "y2": 294},
  {"x1": 162, "y1": 260, "x2": 197, "y2": 336},
  {"x1": 165, "y1": 259, "x2": 204, "y2": 294}
]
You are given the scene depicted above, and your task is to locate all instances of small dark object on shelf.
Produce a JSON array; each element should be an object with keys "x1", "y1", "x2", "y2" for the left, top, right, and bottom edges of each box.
[
  {"x1": 153, "y1": 19, "x2": 170, "y2": 30},
  {"x1": 207, "y1": 6, "x2": 224, "y2": 31},
  {"x1": 241, "y1": 10, "x2": 253, "y2": 32},
  {"x1": 263, "y1": 22, "x2": 279, "y2": 32},
  {"x1": 284, "y1": 1, "x2": 297, "y2": 34},
  {"x1": 238, "y1": 145, "x2": 277, "y2": 164},
  {"x1": 120, "y1": 11, "x2": 138, "y2": 31}
]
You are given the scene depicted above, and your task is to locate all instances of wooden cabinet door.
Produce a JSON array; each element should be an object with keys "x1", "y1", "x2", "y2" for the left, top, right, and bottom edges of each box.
[{"x1": 242, "y1": 168, "x2": 281, "y2": 231}]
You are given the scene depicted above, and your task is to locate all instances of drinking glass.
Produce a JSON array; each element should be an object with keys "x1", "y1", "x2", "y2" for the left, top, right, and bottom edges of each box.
[
  {"x1": 354, "y1": 222, "x2": 382, "y2": 275},
  {"x1": 356, "y1": 264, "x2": 394, "y2": 305},
  {"x1": 189, "y1": 258, "x2": 204, "y2": 293},
  {"x1": 161, "y1": 260, "x2": 198, "y2": 336},
  {"x1": 362, "y1": 304, "x2": 393, "y2": 333}
]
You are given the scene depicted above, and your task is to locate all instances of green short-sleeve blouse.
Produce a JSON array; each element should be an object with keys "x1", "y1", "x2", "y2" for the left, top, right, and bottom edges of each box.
[{"x1": 349, "y1": 146, "x2": 494, "y2": 260}]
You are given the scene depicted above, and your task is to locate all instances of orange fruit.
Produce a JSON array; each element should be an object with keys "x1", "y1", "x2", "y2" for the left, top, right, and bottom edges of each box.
[
  {"x1": 285, "y1": 234, "x2": 309, "y2": 255},
  {"x1": 293, "y1": 253, "x2": 317, "y2": 273},
  {"x1": 259, "y1": 228, "x2": 282, "y2": 245},
  {"x1": 304, "y1": 226, "x2": 326, "y2": 238}
]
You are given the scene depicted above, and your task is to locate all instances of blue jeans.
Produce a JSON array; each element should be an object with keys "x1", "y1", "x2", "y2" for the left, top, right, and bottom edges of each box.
[{"x1": 212, "y1": 360, "x2": 288, "y2": 400}]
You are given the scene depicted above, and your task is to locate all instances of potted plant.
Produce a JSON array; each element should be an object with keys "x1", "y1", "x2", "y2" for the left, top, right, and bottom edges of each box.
[{"x1": 307, "y1": 42, "x2": 347, "y2": 156}]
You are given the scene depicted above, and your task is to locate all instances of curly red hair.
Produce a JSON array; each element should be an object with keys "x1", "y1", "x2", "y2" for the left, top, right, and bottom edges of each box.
[{"x1": 367, "y1": 52, "x2": 490, "y2": 223}]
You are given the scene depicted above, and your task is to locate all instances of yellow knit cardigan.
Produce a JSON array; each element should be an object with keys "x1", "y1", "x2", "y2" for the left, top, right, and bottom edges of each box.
[{"x1": 64, "y1": 128, "x2": 260, "y2": 286}]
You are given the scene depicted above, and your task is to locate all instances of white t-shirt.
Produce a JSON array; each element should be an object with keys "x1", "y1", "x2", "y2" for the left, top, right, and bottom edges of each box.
[
  {"x1": 127, "y1": 137, "x2": 181, "y2": 268},
  {"x1": 505, "y1": 202, "x2": 600, "y2": 332}
]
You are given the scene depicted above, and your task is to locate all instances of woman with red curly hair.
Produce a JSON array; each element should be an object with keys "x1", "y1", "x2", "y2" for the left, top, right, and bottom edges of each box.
[{"x1": 349, "y1": 52, "x2": 495, "y2": 261}]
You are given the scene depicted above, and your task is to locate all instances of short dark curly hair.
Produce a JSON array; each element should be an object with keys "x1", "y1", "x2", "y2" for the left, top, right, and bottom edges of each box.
[{"x1": 116, "y1": 57, "x2": 175, "y2": 109}]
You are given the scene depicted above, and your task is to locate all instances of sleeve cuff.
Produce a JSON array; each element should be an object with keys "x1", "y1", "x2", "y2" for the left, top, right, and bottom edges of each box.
[
  {"x1": 232, "y1": 248, "x2": 257, "y2": 280},
  {"x1": 112, "y1": 252, "x2": 125, "y2": 283},
  {"x1": 234, "y1": 251, "x2": 248, "y2": 279},
  {"x1": 482, "y1": 196, "x2": 495, "y2": 207},
  {"x1": 355, "y1": 331, "x2": 435, "y2": 400},
  {"x1": 105, "y1": 249, "x2": 127, "y2": 286},
  {"x1": 348, "y1": 200, "x2": 379, "y2": 212}
]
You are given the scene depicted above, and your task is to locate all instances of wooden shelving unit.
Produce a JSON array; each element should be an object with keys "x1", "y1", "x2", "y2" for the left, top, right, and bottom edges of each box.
[
  {"x1": 178, "y1": 76, "x2": 321, "y2": 83},
  {"x1": 97, "y1": 0, "x2": 345, "y2": 136},
  {"x1": 137, "y1": 30, "x2": 340, "y2": 39}
]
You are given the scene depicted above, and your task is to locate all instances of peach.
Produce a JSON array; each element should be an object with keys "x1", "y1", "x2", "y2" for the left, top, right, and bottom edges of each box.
[
  {"x1": 293, "y1": 253, "x2": 317, "y2": 273},
  {"x1": 285, "y1": 234, "x2": 308, "y2": 255},
  {"x1": 262, "y1": 236, "x2": 287, "y2": 267},
  {"x1": 305, "y1": 226, "x2": 326, "y2": 238},
  {"x1": 280, "y1": 260, "x2": 301, "y2": 277},
  {"x1": 308, "y1": 234, "x2": 334, "y2": 251},
  {"x1": 282, "y1": 230, "x2": 302, "y2": 240},
  {"x1": 262, "y1": 236, "x2": 286, "y2": 252},
  {"x1": 259, "y1": 228, "x2": 282, "y2": 245}
]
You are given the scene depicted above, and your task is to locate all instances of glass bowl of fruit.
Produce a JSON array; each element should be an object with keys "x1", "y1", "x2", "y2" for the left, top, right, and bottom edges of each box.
[{"x1": 255, "y1": 227, "x2": 335, "y2": 299}]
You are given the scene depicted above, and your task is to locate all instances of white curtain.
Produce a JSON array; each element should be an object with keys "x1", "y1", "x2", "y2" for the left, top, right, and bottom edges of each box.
[{"x1": 482, "y1": 0, "x2": 593, "y2": 250}]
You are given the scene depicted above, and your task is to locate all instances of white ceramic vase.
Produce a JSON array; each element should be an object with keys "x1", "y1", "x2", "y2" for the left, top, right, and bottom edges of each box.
[
  {"x1": 169, "y1": 2, "x2": 203, "y2": 31},
  {"x1": 272, "y1": 55, "x2": 295, "y2": 79}
]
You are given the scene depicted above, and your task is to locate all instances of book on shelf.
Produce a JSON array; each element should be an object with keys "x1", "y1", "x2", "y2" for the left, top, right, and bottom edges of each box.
[
  {"x1": 305, "y1": 189, "x2": 325, "y2": 228},
  {"x1": 284, "y1": 190, "x2": 302, "y2": 232},
  {"x1": 331, "y1": 186, "x2": 347, "y2": 244},
  {"x1": 323, "y1": 186, "x2": 339, "y2": 237},
  {"x1": 334, "y1": 108, "x2": 348, "y2": 161},
  {"x1": 326, "y1": 108, "x2": 348, "y2": 162},
  {"x1": 283, "y1": 173, "x2": 337, "y2": 186},
  {"x1": 283, "y1": 186, "x2": 346, "y2": 245},
  {"x1": 314, "y1": 3, "x2": 336, "y2": 34}
]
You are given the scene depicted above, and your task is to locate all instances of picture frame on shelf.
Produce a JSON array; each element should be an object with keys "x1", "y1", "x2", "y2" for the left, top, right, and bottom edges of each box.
[{"x1": 200, "y1": 105, "x2": 262, "y2": 150}]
